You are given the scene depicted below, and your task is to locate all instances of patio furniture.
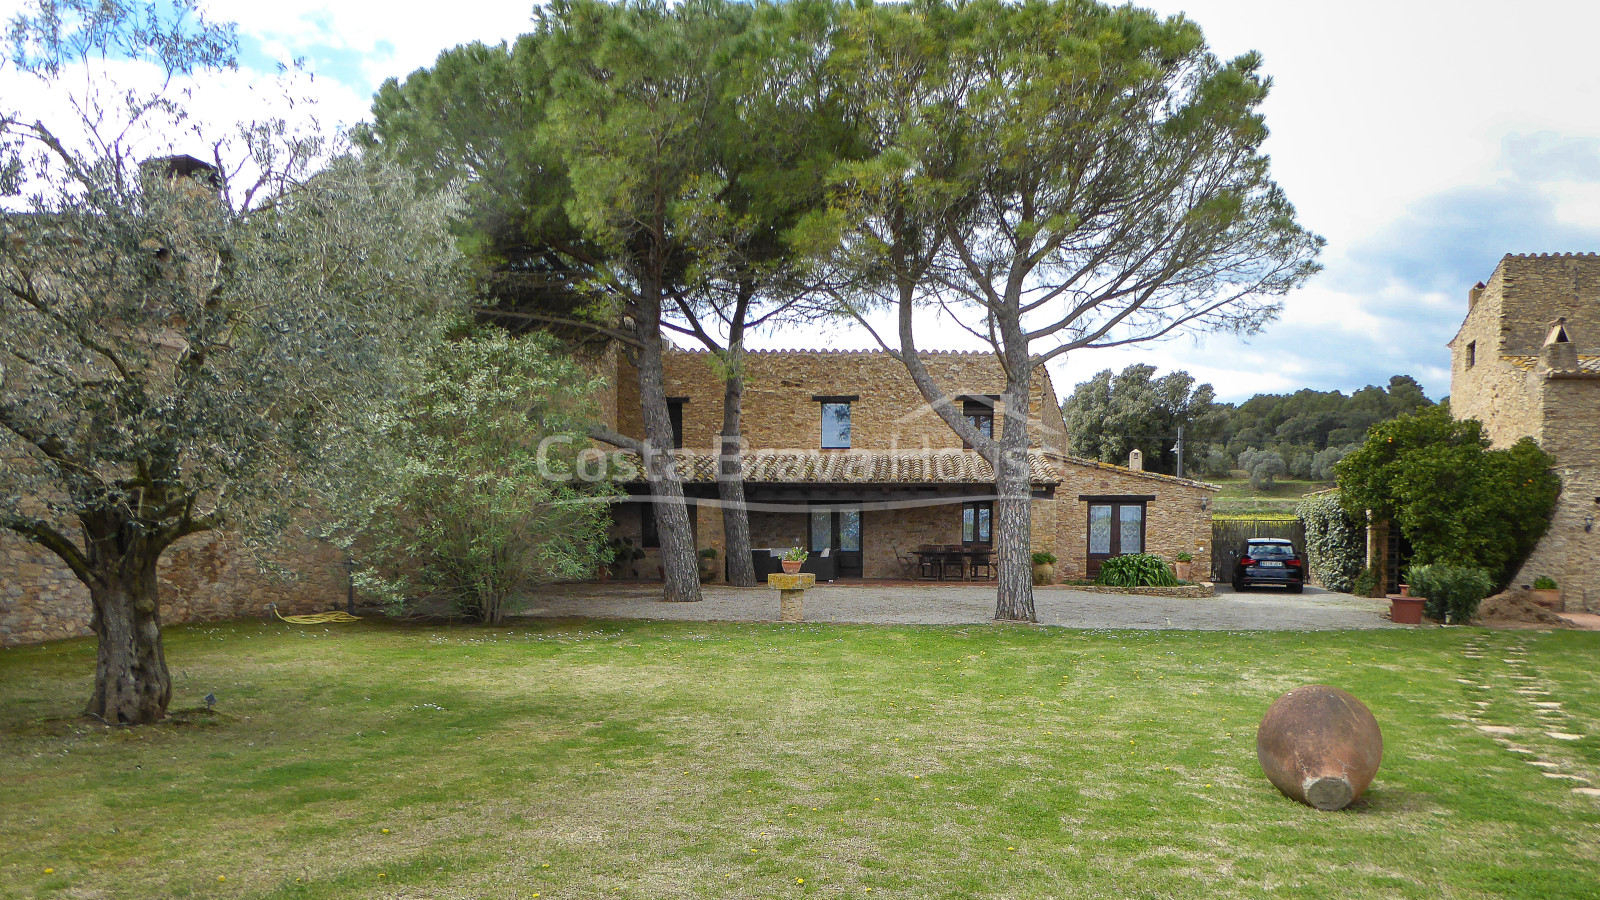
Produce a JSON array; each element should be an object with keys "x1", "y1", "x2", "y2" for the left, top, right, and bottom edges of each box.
[
  {"x1": 896, "y1": 551, "x2": 918, "y2": 580},
  {"x1": 966, "y1": 546, "x2": 996, "y2": 580}
]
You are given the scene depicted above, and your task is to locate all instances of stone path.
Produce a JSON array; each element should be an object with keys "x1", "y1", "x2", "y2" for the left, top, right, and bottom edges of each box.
[
  {"x1": 1460, "y1": 633, "x2": 1598, "y2": 803},
  {"x1": 517, "y1": 582, "x2": 1396, "y2": 631}
]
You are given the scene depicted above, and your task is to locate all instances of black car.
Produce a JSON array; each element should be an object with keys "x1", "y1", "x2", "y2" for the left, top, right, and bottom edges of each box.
[{"x1": 1231, "y1": 539, "x2": 1305, "y2": 593}]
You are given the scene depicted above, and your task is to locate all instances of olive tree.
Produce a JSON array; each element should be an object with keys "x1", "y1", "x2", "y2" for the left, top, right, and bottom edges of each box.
[{"x1": 0, "y1": 1, "x2": 464, "y2": 723}]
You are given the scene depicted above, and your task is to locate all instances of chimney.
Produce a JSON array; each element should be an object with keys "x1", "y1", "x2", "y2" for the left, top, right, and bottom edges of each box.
[
  {"x1": 1467, "y1": 281, "x2": 1486, "y2": 308},
  {"x1": 1540, "y1": 317, "x2": 1579, "y2": 372},
  {"x1": 1128, "y1": 449, "x2": 1143, "y2": 471}
]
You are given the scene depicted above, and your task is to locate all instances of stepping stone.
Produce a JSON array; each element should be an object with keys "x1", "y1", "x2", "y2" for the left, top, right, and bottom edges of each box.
[
  {"x1": 1547, "y1": 732, "x2": 1584, "y2": 741},
  {"x1": 1456, "y1": 678, "x2": 1477, "y2": 684},
  {"x1": 1527, "y1": 761, "x2": 1561, "y2": 768},
  {"x1": 1478, "y1": 725, "x2": 1518, "y2": 735},
  {"x1": 1572, "y1": 788, "x2": 1600, "y2": 797},
  {"x1": 1543, "y1": 773, "x2": 1591, "y2": 783},
  {"x1": 1506, "y1": 747, "x2": 1536, "y2": 754},
  {"x1": 1532, "y1": 702, "x2": 1563, "y2": 709},
  {"x1": 1513, "y1": 689, "x2": 1549, "y2": 695}
]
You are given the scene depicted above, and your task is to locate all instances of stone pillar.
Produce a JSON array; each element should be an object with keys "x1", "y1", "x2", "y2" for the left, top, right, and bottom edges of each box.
[{"x1": 768, "y1": 572, "x2": 815, "y2": 622}]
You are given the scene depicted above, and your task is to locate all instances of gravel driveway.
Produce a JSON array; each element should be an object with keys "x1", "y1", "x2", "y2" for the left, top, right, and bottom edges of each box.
[{"x1": 517, "y1": 582, "x2": 1396, "y2": 630}]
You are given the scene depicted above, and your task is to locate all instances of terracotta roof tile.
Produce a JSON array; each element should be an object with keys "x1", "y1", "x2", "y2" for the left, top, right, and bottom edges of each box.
[{"x1": 608, "y1": 449, "x2": 1063, "y2": 485}]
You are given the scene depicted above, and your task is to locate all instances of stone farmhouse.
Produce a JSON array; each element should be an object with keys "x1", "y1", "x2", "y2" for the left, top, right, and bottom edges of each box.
[
  {"x1": 1447, "y1": 253, "x2": 1600, "y2": 611},
  {"x1": 598, "y1": 349, "x2": 1216, "y2": 581}
]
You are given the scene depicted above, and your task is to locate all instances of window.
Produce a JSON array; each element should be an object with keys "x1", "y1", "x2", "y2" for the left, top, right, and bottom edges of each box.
[
  {"x1": 1465, "y1": 341, "x2": 1476, "y2": 368},
  {"x1": 961, "y1": 396, "x2": 995, "y2": 448},
  {"x1": 814, "y1": 395, "x2": 857, "y2": 449},
  {"x1": 962, "y1": 501, "x2": 993, "y2": 544},
  {"x1": 667, "y1": 398, "x2": 687, "y2": 449}
]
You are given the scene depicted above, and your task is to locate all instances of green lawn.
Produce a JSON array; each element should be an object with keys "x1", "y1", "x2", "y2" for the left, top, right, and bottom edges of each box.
[{"x1": 4, "y1": 619, "x2": 1600, "y2": 899}]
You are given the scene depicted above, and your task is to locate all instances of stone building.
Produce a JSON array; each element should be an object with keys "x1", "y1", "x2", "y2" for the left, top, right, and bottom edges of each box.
[
  {"x1": 601, "y1": 349, "x2": 1216, "y2": 581},
  {"x1": 1447, "y1": 252, "x2": 1600, "y2": 610}
]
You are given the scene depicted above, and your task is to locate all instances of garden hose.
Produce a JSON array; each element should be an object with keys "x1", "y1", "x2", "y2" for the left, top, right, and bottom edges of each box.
[{"x1": 269, "y1": 603, "x2": 363, "y2": 625}]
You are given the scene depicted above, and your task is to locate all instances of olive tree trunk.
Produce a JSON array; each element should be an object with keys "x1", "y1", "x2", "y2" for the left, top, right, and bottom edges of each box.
[{"x1": 81, "y1": 528, "x2": 172, "y2": 724}]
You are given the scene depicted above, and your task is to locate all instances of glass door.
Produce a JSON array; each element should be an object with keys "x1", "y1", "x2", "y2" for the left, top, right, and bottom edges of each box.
[
  {"x1": 810, "y1": 506, "x2": 864, "y2": 579},
  {"x1": 1086, "y1": 502, "x2": 1145, "y2": 576}
]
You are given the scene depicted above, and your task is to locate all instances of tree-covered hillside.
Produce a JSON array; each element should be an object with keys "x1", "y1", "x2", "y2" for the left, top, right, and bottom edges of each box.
[{"x1": 1062, "y1": 366, "x2": 1436, "y2": 482}]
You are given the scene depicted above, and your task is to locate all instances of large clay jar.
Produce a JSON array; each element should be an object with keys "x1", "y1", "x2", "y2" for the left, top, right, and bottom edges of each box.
[{"x1": 1256, "y1": 685, "x2": 1383, "y2": 811}]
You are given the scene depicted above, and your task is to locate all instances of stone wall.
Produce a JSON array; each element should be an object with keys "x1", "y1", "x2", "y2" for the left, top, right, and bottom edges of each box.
[
  {"x1": 1050, "y1": 458, "x2": 1215, "y2": 581},
  {"x1": 1512, "y1": 374, "x2": 1600, "y2": 611},
  {"x1": 615, "y1": 349, "x2": 1071, "y2": 453},
  {"x1": 1449, "y1": 253, "x2": 1600, "y2": 612},
  {"x1": 0, "y1": 529, "x2": 347, "y2": 646}
]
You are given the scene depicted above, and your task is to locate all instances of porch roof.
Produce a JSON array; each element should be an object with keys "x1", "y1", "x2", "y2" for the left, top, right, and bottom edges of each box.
[{"x1": 612, "y1": 449, "x2": 1063, "y2": 486}]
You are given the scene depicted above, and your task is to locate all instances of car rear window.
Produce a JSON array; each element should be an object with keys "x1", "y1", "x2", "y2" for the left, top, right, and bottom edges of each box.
[{"x1": 1248, "y1": 543, "x2": 1295, "y2": 559}]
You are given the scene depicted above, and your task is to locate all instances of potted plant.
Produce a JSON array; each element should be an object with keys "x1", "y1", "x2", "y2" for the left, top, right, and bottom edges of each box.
[
  {"x1": 1031, "y1": 551, "x2": 1056, "y2": 586},
  {"x1": 1174, "y1": 551, "x2": 1194, "y2": 582},
  {"x1": 1529, "y1": 576, "x2": 1562, "y2": 611},
  {"x1": 781, "y1": 546, "x2": 808, "y2": 575},
  {"x1": 698, "y1": 547, "x2": 719, "y2": 582}
]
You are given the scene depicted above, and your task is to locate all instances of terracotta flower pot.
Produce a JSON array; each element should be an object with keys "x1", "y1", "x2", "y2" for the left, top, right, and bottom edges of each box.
[
  {"x1": 1389, "y1": 595, "x2": 1425, "y2": 625},
  {"x1": 781, "y1": 560, "x2": 802, "y2": 575},
  {"x1": 1031, "y1": 563, "x2": 1054, "y2": 586},
  {"x1": 1175, "y1": 561, "x2": 1192, "y2": 582}
]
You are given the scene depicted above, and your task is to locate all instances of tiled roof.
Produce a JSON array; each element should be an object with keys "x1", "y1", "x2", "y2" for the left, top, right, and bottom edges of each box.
[
  {"x1": 609, "y1": 449, "x2": 1063, "y2": 485},
  {"x1": 1502, "y1": 355, "x2": 1600, "y2": 373}
]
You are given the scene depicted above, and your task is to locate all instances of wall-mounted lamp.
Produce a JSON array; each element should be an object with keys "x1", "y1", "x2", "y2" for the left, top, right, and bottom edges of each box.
[
  {"x1": 1200, "y1": 497, "x2": 1210, "y2": 511},
  {"x1": 1585, "y1": 515, "x2": 1595, "y2": 534}
]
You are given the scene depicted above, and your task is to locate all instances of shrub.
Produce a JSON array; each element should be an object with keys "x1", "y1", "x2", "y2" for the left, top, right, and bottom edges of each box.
[
  {"x1": 698, "y1": 547, "x2": 719, "y2": 559},
  {"x1": 1095, "y1": 554, "x2": 1179, "y2": 588},
  {"x1": 1175, "y1": 551, "x2": 1193, "y2": 563},
  {"x1": 1297, "y1": 493, "x2": 1364, "y2": 592},
  {"x1": 1336, "y1": 406, "x2": 1559, "y2": 588},
  {"x1": 781, "y1": 546, "x2": 808, "y2": 562},
  {"x1": 1533, "y1": 576, "x2": 1558, "y2": 590},
  {"x1": 1351, "y1": 567, "x2": 1378, "y2": 598},
  {"x1": 1406, "y1": 564, "x2": 1493, "y2": 624},
  {"x1": 1031, "y1": 551, "x2": 1057, "y2": 566},
  {"x1": 356, "y1": 328, "x2": 615, "y2": 624}
]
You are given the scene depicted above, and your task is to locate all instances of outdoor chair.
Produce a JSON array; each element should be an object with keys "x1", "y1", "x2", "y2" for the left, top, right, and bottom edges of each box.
[{"x1": 895, "y1": 551, "x2": 918, "y2": 580}]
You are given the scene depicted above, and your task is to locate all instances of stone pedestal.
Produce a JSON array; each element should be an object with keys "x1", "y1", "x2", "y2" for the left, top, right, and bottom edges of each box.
[{"x1": 767, "y1": 572, "x2": 816, "y2": 622}]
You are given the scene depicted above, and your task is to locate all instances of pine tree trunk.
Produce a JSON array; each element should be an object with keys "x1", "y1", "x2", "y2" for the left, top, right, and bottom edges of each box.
[
  {"x1": 719, "y1": 359, "x2": 756, "y2": 588},
  {"x1": 993, "y1": 364, "x2": 1037, "y2": 622},
  {"x1": 635, "y1": 310, "x2": 703, "y2": 603},
  {"x1": 86, "y1": 555, "x2": 171, "y2": 724}
]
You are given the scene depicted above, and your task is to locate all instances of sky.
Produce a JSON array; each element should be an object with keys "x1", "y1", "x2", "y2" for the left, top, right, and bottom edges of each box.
[{"x1": 5, "y1": 0, "x2": 1600, "y2": 404}]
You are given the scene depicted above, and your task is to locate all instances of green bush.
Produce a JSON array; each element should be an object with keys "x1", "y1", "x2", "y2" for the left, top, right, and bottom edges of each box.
[
  {"x1": 698, "y1": 547, "x2": 719, "y2": 559},
  {"x1": 1297, "y1": 493, "x2": 1364, "y2": 592},
  {"x1": 1095, "y1": 554, "x2": 1179, "y2": 588},
  {"x1": 1406, "y1": 563, "x2": 1493, "y2": 624},
  {"x1": 1351, "y1": 567, "x2": 1378, "y2": 598},
  {"x1": 1031, "y1": 551, "x2": 1057, "y2": 566},
  {"x1": 1533, "y1": 576, "x2": 1558, "y2": 590},
  {"x1": 1336, "y1": 406, "x2": 1560, "y2": 588}
]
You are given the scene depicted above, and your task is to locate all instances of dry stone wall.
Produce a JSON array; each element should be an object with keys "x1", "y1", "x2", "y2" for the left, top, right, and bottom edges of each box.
[{"x1": 1, "y1": 530, "x2": 347, "y2": 646}]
